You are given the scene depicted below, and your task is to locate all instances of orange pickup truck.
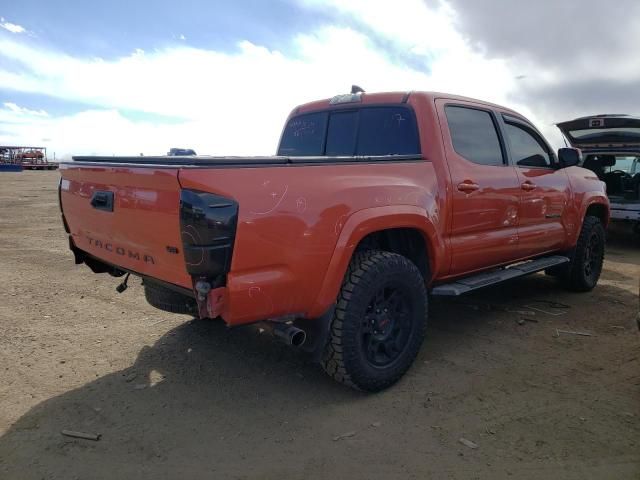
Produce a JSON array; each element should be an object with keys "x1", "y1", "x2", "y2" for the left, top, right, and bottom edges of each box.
[{"x1": 59, "y1": 90, "x2": 609, "y2": 391}]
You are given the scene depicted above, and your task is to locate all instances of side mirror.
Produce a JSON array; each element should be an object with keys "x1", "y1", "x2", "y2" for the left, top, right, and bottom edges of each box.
[{"x1": 558, "y1": 147, "x2": 581, "y2": 168}]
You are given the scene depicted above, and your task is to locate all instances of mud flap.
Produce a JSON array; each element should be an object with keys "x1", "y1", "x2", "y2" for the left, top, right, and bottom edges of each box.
[{"x1": 293, "y1": 306, "x2": 335, "y2": 363}]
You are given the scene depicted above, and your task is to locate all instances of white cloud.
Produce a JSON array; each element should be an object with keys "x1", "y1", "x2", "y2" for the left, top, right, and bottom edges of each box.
[
  {"x1": 0, "y1": 17, "x2": 27, "y2": 34},
  {"x1": 297, "y1": 0, "x2": 564, "y2": 143},
  {"x1": 0, "y1": 107, "x2": 212, "y2": 157},
  {"x1": 0, "y1": 1, "x2": 570, "y2": 159},
  {"x1": 3, "y1": 102, "x2": 48, "y2": 117}
]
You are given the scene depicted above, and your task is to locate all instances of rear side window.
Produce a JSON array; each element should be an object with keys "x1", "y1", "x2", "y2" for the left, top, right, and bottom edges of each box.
[
  {"x1": 504, "y1": 123, "x2": 551, "y2": 168},
  {"x1": 278, "y1": 112, "x2": 327, "y2": 156},
  {"x1": 277, "y1": 107, "x2": 419, "y2": 156},
  {"x1": 445, "y1": 106, "x2": 504, "y2": 166}
]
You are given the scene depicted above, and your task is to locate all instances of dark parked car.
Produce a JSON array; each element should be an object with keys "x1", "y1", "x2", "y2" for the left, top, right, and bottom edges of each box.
[{"x1": 167, "y1": 148, "x2": 196, "y2": 156}]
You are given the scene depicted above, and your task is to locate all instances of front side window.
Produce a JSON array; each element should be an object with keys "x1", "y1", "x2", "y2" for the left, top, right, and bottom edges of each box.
[
  {"x1": 445, "y1": 106, "x2": 504, "y2": 166},
  {"x1": 504, "y1": 123, "x2": 552, "y2": 168},
  {"x1": 277, "y1": 107, "x2": 419, "y2": 157}
]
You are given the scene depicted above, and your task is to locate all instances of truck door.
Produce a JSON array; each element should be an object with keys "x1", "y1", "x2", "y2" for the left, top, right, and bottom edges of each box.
[
  {"x1": 436, "y1": 100, "x2": 522, "y2": 275},
  {"x1": 500, "y1": 115, "x2": 570, "y2": 257}
]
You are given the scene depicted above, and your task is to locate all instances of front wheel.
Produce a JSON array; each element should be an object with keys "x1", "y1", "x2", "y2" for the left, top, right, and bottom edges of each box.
[
  {"x1": 321, "y1": 250, "x2": 428, "y2": 392},
  {"x1": 562, "y1": 215, "x2": 606, "y2": 292}
]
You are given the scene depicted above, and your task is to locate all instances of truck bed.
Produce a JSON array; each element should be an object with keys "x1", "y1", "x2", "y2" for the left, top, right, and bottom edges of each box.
[
  {"x1": 72, "y1": 154, "x2": 422, "y2": 166},
  {"x1": 60, "y1": 154, "x2": 434, "y2": 325}
]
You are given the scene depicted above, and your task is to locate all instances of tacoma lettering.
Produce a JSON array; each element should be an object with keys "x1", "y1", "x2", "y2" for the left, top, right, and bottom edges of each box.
[{"x1": 86, "y1": 236, "x2": 154, "y2": 264}]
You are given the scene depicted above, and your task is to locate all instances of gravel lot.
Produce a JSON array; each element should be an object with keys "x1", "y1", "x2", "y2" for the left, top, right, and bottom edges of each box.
[{"x1": 0, "y1": 171, "x2": 638, "y2": 479}]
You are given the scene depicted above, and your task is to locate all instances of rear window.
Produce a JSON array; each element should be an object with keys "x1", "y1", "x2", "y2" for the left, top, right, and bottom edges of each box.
[
  {"x1": 569, "y1": 128, "x2": 640, "y2": 143},
  {"x1": 278, "y1": 112, "x2": 328, "y2": 156},
  {"x1": 357, "y1": 108, "x2": 419, "y2": 155},
  {"x1": 326, "y1": 111, "x2": 358, "y2": 156},
  {"x1": 277, "y1": 106, "x2": 419, "y2": 156}
]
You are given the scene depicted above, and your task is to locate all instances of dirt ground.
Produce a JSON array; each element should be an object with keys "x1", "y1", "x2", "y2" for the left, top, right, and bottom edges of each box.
[{"x1": 0, "y1": 171, "x2": 638, "y2": 480}]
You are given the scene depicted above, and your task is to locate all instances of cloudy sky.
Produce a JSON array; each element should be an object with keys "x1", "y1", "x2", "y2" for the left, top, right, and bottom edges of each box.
[{"x1": 0, "y1": 0, "x2": 638, "y2": 159}]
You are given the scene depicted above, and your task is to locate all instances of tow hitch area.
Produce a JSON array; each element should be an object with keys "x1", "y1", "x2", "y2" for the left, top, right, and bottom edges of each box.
[
  {"x1": 116, "y1": 273, "x2": 131, "y2": 293},
  {"x1": 193, "y1": 281, "x2": 227, "y2": 319}
]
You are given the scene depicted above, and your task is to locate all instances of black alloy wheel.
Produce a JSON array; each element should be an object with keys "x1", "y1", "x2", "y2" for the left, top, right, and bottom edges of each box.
[{"x1": 361, "y1": 285, "x2": 413, "y2": 368}]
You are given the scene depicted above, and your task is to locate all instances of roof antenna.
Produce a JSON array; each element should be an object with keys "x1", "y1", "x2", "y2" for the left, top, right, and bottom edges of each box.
[{"x1": 351, "y1": 85, "x2": 365, "y2": 94}]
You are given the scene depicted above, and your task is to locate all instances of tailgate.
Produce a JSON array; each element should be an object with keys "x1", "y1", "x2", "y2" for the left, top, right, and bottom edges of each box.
[
  {"x1": 60, "y1": 163, "x2": 192, "y2": 289},
  {"x1": 557, "y1": 115, "x2": 640, "y2": 149}
]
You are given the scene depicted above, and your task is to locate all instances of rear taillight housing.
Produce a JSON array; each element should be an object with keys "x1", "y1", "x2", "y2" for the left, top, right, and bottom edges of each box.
[{"x1": 179, "y1": 189, "x2": 238, "y2": 286}]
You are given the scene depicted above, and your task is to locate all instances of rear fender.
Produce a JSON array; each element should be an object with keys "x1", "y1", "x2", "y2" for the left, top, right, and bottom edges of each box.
[{"x1": 308, "y1": 205, "x2": 444, "y2": 318}]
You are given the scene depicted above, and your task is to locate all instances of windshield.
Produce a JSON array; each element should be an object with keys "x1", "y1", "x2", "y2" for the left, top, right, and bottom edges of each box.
[{"x1": 604, "y1": 156, "x2": 638, "y2": 175}]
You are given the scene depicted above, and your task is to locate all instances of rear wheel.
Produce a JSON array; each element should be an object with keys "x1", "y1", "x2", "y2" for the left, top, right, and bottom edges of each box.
[
  {"x1": 562, "y1": 215, "x2": 605, "y2": 292},
  {"x1": 321, "y1": 251, "x2": 428, "y2": 392},
  {"x1": 143, "y1": 280, "x2": 198, "y2": 315}
]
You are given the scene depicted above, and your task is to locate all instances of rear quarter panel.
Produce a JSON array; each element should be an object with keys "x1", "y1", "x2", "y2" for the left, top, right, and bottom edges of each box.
[{"x1": 179, "y1": 161, "x2": 443, "y2": 324}]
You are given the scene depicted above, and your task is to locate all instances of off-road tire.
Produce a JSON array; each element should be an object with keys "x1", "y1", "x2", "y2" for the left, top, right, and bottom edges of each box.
[
  {"x1": 321, "y1": 250, "x2": 428, "y2": 392},
  {"x1": 143, "y1": 281, "x2": 197, "y2": 315},
  {"x1": 562, "y1": 215, "x2": 605, "y2": 292}
]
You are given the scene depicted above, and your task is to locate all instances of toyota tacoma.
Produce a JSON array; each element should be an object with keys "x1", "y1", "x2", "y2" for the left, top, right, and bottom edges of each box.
[{"x1": 59, "y1": 90, "x2": 609, "y2": 391}]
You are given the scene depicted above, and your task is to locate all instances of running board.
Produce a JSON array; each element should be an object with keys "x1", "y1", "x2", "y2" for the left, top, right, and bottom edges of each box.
[{"x1": 430, "y1": 255, "x2": 570, "y2": 296}]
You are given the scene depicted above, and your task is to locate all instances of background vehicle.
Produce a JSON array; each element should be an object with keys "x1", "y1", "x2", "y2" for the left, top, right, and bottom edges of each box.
[
  {"x1": 167, "y1": 148, "x2": 196, "y2": 156},
  {"x1": 0, "y1": 145, "x2": 56, "y2": 170},
  {"x1": 558, "y1": 115, "x2": 640, "y2": 233},
  {"x1": 15, "y1": 149, "x2": 44, "y2": 160},
  {"x1": 59, "y1": 90, "x2": 609, "y2": 391}
]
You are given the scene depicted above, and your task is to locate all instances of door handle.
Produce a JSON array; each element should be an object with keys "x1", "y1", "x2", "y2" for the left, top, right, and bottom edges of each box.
[
  {"x1": 457, "y1": 182, "x2": 480, "y2": 193},
  {"x1": 521, "y1": 181, "x2": 537, "y2": 191}
]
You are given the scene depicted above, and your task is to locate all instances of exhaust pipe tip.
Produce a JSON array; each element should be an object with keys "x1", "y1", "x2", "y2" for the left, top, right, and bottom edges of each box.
[
  {"x1": 272, "y1": 323, "x2": 306, "y2": 347},
  {"x1": 289, "y1": 329, "x2": 306, "y2": 347}
]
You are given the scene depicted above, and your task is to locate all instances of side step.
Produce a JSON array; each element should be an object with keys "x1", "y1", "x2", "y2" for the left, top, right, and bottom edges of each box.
[{"x1": 430, "y1": 255, "x2": 570, "y2": 296}]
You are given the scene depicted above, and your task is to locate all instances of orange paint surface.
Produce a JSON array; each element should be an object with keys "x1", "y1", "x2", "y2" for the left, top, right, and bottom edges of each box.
[{"x1": 60, "y1": 92, "x2": 608, "y2": 326}]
